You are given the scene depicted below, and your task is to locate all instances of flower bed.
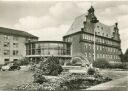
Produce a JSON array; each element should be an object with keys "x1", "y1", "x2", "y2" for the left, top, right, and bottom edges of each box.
[
  {"x1": 15, "y1": 72, "x2": 112, "y2": 91},
  {"x1": 14, "y1": 56, "x2": 112, "y2": 91}
]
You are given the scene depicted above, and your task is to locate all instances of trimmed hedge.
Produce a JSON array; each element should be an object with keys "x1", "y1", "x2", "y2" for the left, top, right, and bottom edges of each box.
[
  {"x1": 93, "y1": 58, "x2": 128, "y2": 69},
  {"x1": 93, "y1": 59, "x2": 110, "y2": 69},
  {"x1": 109, "y1": 62, "x2": 128, "y2": 69}
]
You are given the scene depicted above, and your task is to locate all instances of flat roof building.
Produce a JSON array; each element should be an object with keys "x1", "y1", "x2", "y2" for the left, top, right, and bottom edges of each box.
[
  {"x1": 25, "y1": 41, "x2": 71, "y2": 65},
  {"x1": 0, "y1": 27, "x2": 38, "y2": 64}
]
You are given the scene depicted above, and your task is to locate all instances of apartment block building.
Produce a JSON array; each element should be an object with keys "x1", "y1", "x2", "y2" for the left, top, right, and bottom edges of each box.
[
  {"x1": 0, "y1": 27, "x2": 38, "y2": 64},
  {"x1": 63, "y1": 6, "x2": 122, "y2": 63}
]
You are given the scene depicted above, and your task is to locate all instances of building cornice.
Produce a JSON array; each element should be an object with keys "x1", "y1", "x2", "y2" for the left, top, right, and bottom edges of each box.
[{"x1": 63, "y1": 30, "x2": 121, "y2": 43}]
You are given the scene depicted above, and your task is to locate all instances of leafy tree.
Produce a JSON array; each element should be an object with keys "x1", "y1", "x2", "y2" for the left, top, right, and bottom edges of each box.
[
  {"x1": 123, "y1": 48, "x2": 128, "y2": 62},
  {"x1": 93, "y1": 58, "x2": 110, "y2": 69}
]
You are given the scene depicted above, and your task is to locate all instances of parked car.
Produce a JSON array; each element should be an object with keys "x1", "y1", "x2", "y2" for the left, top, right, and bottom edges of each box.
[
  {"x1": 0, "y1": 65, "x2": 3, "y2": 71},
  {"x1": 9, "y1": 65, "x2": 21, "y2": 71},
  {"x1": 1, "y1": 65, "x2": 10, "y2": 71},
  {"x1": 20, "y1": 65, "x2": 31, "y2": 71}
]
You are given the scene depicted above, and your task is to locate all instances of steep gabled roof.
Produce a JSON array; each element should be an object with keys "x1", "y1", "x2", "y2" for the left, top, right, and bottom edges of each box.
[
  {"x1": 0, "y1": 27, "x2": 38, "y2": 38},
  {"x1": 95, "y1": 22, "x2": 115, "y2": 38},
  {"x1": 64, "y1": 14, "x2": 116, "y2": 38},
  {"x1": 65, "y1": 14, "x2": 86, "y2": 36}
]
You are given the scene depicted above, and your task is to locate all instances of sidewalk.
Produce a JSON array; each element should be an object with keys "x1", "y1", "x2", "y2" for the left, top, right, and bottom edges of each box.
[{"x1": 86, "y1": 76, "x2": 128, "y2": 91}]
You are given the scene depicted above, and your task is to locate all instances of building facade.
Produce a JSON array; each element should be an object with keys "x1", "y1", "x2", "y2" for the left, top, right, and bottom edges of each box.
[
  {"x1": 1, "y1": 6, "x2": 122, "y2": 65},
  {"x1": 63, "y1": 6, "x2": 122, "y2": 63},
  {"x1": 25, "y1": 41, "x2": 71, "y2": 65},
  {"x1": 0, "y1": 27, "x2": 38, "y2": 64}
]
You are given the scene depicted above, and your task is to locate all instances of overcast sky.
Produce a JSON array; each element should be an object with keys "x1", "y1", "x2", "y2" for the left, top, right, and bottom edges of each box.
[{"x1": 0, "y1": 0, "x2": 128, "y2": 53}]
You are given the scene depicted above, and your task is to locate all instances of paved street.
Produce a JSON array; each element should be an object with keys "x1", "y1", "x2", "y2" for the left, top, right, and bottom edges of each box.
[
  {"x1": 86, "y1": 76, "x2": 128, "y2": 91},
  {"x1": 100, "y1": 69, "x2": 128, "y2": 79}
]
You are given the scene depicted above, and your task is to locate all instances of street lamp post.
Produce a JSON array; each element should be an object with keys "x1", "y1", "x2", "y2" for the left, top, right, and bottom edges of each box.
[
  {"x1": 89, "y1": 28, "x2": 96, "y2": 68},
  {"x1": 93, "y1": 29, "x2": 96, "y2": 62}
]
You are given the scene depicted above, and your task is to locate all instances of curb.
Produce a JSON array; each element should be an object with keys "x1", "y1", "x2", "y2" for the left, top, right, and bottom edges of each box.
[{"x1": 86, "y1": 76, "x2": 128, "y2": 90}]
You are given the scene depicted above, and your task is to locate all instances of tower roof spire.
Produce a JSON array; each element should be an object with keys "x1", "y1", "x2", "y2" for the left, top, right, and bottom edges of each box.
[{"x1": 88, "y1": 5, "x2": 95, "y2": 13}]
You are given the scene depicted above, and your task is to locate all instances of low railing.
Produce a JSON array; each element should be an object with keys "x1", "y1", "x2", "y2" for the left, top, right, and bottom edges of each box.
[{"x1": 25, "y1": 54, "x2": 72, "y2": 58}]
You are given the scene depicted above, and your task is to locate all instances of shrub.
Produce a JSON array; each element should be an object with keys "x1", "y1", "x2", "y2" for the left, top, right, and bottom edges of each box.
[
  {"x1": 33, "y1": 70, "x2": 47, "y2": 84},
  {"x1": 16, "y1": 72, "x2": 112, "y2": 90},
  {"x1": 37, "y1": 56, "x2": 63, "y2": 76},
  {"x1": 109, "y1": 62, "x2": 128, "y2": 69},
  {"x1": 13, "y1": 58, "x2": 30, "y2": 66},
  {"x1": 20, "y1": 58, "x2": 30, "y2": 66},
  {"x1": 56, "y1": 73, "x2": 111, "y2": 89},
  {"x1": 93, "y1": 59, "x2": 110, "y2": 69},
  {"x1": 66, "y1": 62, "x2": 72, "y2": 66},
  {"x1": 87, "y1": 68, "x2": 96, "y2": 75},
  {"x1": 33, "y1": 56, "x2": 63, "y2": 84}
]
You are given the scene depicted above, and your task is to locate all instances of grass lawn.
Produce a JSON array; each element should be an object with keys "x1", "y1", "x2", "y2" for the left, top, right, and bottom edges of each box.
[
  {"x1": 0, "y1": 71, "x2": 33, "y2": 90},
  {"x1": 100, "y1": 69, "x2": 128, "y2": 79}
]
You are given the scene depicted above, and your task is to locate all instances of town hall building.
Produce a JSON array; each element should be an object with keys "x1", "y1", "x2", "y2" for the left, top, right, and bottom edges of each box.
[{"x1": 63, "y1": 6, "x2": 122, "y2": 63}]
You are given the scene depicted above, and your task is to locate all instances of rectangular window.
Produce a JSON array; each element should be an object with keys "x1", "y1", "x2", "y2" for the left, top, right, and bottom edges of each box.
[
  {"x1": 32, "y1": 44, "x2": 35, "y2": 49},
  {"x1": 97, "y1": 45, "x2": 99, "y2": 50},
  {"x1": 85, "y1": 35, "x2": 87, "y2": 40},
  {"x1": 88, "y1": 44, "x2": 91, "y2": 49},
  {"x1": 13, "y1": 36, "x2": 18, "y2": 41},
  {"x1": 36, "y1": 49, "x2": 41, "y2": 55},
  {"x1": 13, "y1": 50, "x2": 18, "y2": 55},
  {"x1": 99, "y1": 38, "x2": 101, "y2": 43},
  {"x1": 13, "y1": 43, "x2": 18, "y2": 47},
  {"x1": 100, "y1": 46, "x2": 102, "y2": 50},
  {"x1": 97, "y1": 54, "x2": 99, "y2": 58},
  {"x1": 102, "y1": 39, "x2": 104, "y2": 43},
  {"x1": 3, "y1": 50, "x2": 10, "y2": 55},
  {"x1": 89, "y1": 53, "x2": 91, "y2": 57},
  {"x1": 4, "y1": 42, "x2": 10, "y2": 47},
  {"x1": 4, "y1": 35, "x2": 9, "y2": 40},
  {"x1": 84, "y1": 43, "x2": 87, "y2": 49},
  {"x1": 101, "y1": 54, "x2": 103, "y2": 58},
  {"x1": 13, "y1": 59, "x2": 18, "y2": 62},
  {"x1": 4, "y1": 59, "x2": 9, "y2": 64},
  {"x1": 103, "y1": 54, "x2": 104, "y2": 58}
]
